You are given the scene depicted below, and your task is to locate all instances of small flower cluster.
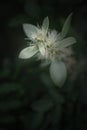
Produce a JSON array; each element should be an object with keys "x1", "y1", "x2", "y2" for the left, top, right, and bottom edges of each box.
[{"x1": 19, "y1": 14, "x2": 76, "y2": 87}]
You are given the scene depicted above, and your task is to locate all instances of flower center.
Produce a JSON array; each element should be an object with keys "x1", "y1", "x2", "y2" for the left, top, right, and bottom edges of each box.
[{"x1": 36, "y1": 32, "x2": 45, "y2": 42}]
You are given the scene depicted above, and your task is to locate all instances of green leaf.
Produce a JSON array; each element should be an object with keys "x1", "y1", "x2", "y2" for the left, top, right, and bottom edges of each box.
[
  {"x1": 20, "y1": 112, "x2": 43, "y2": 129},
  {"x1": 38, "y1": 43, "x2": 45, "y2": 56},
  {"x1": 61, "y1": 13, "x2": 72, "y2": 38},
  {"x1": 23, "y1": 23, "x2": 38, "y2": 38},
  {"x1": 42, "y1": 16, "x2": 49, "y2": 35},
  {"x1": 19, "y1": 46, "x2": 38, "y2": 59},
  {"x1": 57, "y1": 37, "x2": 76, "y2": 48},
  {"x1": 31, "y1": 97, "x2": 53, "y2": 112},
  {"x1": 0, "y1": 100, "x2": 22, "y2": 111},
  {"x1": 50, "y1": 61, "x2": 67, "y2": 87},
  {"x1": 0, "y1": 83, "x2": 24, "y2": 96},
  {"x1": 48, "y1": 90, "x2": 65, "y2": 103},
  {"x1": 0, "y1": 83, "x2": 24, "y2": 111},
  {"x1": 41, "y1": 74, "x2": 65, "y2": 103}
]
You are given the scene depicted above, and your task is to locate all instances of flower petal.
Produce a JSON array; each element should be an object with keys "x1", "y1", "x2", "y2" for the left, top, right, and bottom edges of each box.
[
  {"x1": 50, "y1": 61, "x2": 67, "y2": 87},
  {"x1": 23, "y1": 24, "x2": 38, "y2": 38},
  {"x1": 61, "y1": 13, "x2": 72, "y2": 38},
  {"x1": 19, "y1": 46, "x2": 38, "y2": 59},
  {"x1": 42, "y1": 17, "x2": 49, "y2": 35},
  {"x1": 38, "y1": 43, "x2": 45, "y2": 56},
  {"x1": 56, "y1": 37, "x2": 76, "y2": 48}
]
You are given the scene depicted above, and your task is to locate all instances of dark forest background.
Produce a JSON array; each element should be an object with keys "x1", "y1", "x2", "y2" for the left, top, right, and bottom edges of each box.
[{"x1": 0, "y1": 0, "x2": 87, "y2": 130}]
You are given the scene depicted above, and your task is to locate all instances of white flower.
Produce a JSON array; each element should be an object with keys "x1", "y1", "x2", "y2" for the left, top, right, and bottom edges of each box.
[
  {"x1": 19, "y1": 13, "x2": 77, "y2": 87},
  {"x1": 19, "y1": 14, "x2": 76, "y2": 61}
]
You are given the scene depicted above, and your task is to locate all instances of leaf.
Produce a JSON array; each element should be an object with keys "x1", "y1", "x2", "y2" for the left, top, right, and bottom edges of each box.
[
  {"x1": 51, "y1": 104, "x2": 62, "y2": 125},
  {"x1": 31, "y1": 112, "x2": 44, "y2": 129},
  {"x1": 48, "y1": 90, "x2": 65, "y2": 103},
  {"x1": 0, "y1": 83, "x2": 24, "y2": 96},
  {"x1": 20, "y1": 111, "x2": 43, "y2": 129},
  {"x1": 50, "y1": 61, "x2": 67, "y2": 87},
  {"x1": 31, "y1": 97, "x2": 53, "y2": 112},
  {"x1": 41, "y1": 74, "x2": 65, "y2": 103},
  {"x1": 42, "y1": 16, "x2": 49, "y2": 35},
  {"x1": 38, "y1": 43, "x2": 45, "y2": 56},
  {"x1": 0, "y1": 100, "x2": 22, "y2": 111},
  {"x1": 61, "y1": 13, "x2": 73, "y2": 38},
  {"x1": 0, "y1": 83, "x2": 24, "y2": 111},
  {"x1": 57, "y1": 37, "x2": 76, "y2": 48},
  {"x1": 23, "y1": 23, "x2": 38, "y2": 38},
  {"x1": 19, "y1": 46, "x2": 38, "y2": 59}
]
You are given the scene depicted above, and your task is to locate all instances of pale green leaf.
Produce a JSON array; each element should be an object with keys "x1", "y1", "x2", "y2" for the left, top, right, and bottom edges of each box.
[
  {"x1": 57, "y1": 37, "x2": 76, "y2": 48},
  {"x1": 19, "y1": 46, "x2": 38, "y2": 59},
  {"x1": 38, "y1": 43, "x2": 45, "y2": 56},
  {"x1": 61, "y1": 13, "x2": 72, "y2": 38},
  {"x1": 50, "y1": 61, "x2": 67, "y2": 87},
  {"x1": 23, "y1": 24, "x2": 38, "y2": 38},
  {"x1": 42, "y1": 16, "x2": 49, "y2": 35}
]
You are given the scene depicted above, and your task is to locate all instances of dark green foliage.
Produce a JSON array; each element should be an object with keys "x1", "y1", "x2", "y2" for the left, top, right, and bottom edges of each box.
[{"x1": 31, "y1": 96, "x2": 53, "y2": 112}]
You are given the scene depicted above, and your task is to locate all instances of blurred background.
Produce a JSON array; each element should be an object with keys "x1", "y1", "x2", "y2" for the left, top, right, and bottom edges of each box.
[{"x1": 0, "y1": 0, "x2": 87, "y2": 130}]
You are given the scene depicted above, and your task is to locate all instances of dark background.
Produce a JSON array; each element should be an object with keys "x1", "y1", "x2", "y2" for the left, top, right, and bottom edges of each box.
[{"x1": 0, "y1": 0, "x2": 87, "y2": 130}]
